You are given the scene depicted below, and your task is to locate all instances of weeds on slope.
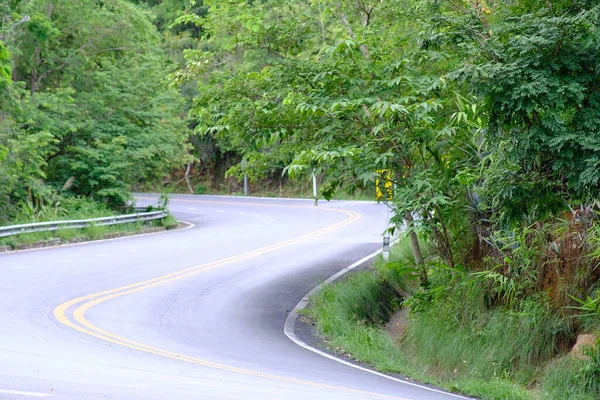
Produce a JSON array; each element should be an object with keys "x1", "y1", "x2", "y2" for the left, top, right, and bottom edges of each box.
[
  {"x1": 308, "y1": 219, "x2": 600, "y2": 400},
  {"x1": 307, "y1": 237, "x2": 531, "y2": 400}
]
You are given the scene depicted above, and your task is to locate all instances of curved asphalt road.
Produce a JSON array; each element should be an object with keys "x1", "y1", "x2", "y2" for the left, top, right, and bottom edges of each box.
[{"x1": 0, "y1": 195, "x2": 462, "y2": 400}]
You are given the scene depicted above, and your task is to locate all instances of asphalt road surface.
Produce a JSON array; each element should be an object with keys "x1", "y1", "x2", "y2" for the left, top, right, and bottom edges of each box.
[{"x1": 0, "y1": 195, "x2": 464, "y2": 400}]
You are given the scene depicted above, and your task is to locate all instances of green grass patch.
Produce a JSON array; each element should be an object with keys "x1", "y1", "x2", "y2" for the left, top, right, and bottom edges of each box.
[
  {"x1": 308, "y1": 267, "x2": 533, "y2": 399},
  {"x1": 307, "y1": 265, "x2": 426, "y2": 376},
  {"x1": 307, "y1": 263, "x2": 531, "y2": 399},
  {"x1": 450, "y1": 379, "x2": 530, "y2": 400}
]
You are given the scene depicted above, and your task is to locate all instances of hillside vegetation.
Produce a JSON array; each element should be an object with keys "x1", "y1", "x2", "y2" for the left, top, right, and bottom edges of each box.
[
  {"x1": 169, "y1": 0, "x2": 600, "y2": 397},
  {"x1": 2, "y1": 1, "x2": 599, "y2": 396},
  {"x1": 0, "y1": 1, "x2": 195, "y2": 223}
]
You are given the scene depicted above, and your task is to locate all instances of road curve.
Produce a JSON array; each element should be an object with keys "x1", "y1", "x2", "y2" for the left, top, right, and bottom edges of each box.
[{"x1": 0, "y1": 195, "x2": 461, "y2": 400}]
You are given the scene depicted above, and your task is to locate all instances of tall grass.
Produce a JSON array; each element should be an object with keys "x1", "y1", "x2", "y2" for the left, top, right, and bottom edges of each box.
[
  {"x1": 308, "y1": 266, "x2": 425, "y2": 376},
  {"x1": 539, "y1": 354, "x2": 600, "y2": 400},
  {"x1": 403, "y1": 294, "x2": 571, "y2": 385},
  {"x1": 2, "y1": 196, "x2": 117, "y2": 226},
  {"x1": 307, "y1": 237, "x2": 532, "y2": 400},
  {"x1": 307, "y1": 223, "x2": 600, "y2": 400}
]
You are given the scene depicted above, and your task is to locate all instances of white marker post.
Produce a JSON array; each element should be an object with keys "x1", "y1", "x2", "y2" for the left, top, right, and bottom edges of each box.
[
  {"x1": 382, "y1": 236, "x2": 390, "y2": 261},
  {"x1": 383, "y1": 206, "x2": 391, "y2": 261},
  {"x1": 312, "y1": 169, "x2": 317, "y2": 198}
]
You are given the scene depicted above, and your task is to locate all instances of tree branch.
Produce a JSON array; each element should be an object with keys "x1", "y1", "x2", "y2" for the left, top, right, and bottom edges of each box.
[
  {"x1": 336, "y1": 4, "x2": 369, "y2": 58},
  {"x1": 355, "y1": 0, "x2": 376, "y2": 27}
]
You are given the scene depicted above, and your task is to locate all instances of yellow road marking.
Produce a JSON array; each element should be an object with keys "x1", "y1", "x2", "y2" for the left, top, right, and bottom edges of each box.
[{"x1": 53, "y1": 200, "x2": 409, "y2": 399}]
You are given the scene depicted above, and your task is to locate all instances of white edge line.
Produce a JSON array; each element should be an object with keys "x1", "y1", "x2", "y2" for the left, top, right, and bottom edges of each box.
[
  {"x1": 0, "y1": 221, "x2": 195, "y2": 255},
  {"x1": 0, "y1": 389, "x2": 53, "y2": 397},
  {"x1": 283, "y1": 241, "x2": 473, "y2": 400}
]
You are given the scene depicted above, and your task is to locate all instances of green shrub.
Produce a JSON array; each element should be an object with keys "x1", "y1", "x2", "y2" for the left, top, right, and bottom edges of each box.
[
  {"x1": 194, "y1": 185, "x2": 207, "y2": 195},
  {"x1": 161, "y1": 214, "x2": 178, "y2": 229}
]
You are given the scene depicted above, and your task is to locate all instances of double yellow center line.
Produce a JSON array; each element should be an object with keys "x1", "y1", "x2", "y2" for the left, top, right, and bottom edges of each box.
[{"x1": 53, "y1": 199, "x2": 409, "y2": 399}]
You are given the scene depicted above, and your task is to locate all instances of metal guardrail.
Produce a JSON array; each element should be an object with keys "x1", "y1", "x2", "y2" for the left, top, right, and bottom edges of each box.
[{"x1": 0, "y1": 210, "x2": 168, "y2": 238}]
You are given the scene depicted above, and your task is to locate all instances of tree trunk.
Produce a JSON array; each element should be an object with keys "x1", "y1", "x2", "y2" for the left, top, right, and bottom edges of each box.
[
  {"x1": 405, "y1": 211, "x2": 427, "y2": 286},
  {"x1": 425, "y1": 208, "x2": 455, "y2": 268},
  {"x1": 318, "y1": 2, "x2": 327, "y2": 44},
  {"x1": 434, "y1": 205, "x2": 455, "y2": 268},
  {"x1": 184, "y1": 162, "x2": 194, "y2": 194},
  {"x1": 336, "y1": 5, "x2": 369, "y2": 58},
  {"x1": 30, "y1": 3, "x2": 55, "y2": 94}
]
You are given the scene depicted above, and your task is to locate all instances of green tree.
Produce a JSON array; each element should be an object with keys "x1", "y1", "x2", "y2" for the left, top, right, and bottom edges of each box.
[
  {"x1": 432, "y1": 1, "x2": 600, "y2": 223},
  {"x1": 0, "y1": 0, "x2": 190, "y2": 219},
  {"x1": 176, "y1": 0, "x2": 472, "y2": 279},
  {"x1": 0, "y1": 41, "x2": 10, "y2": 89}
]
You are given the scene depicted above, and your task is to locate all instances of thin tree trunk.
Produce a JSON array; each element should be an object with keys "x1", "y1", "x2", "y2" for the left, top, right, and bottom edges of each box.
[
  {"x1": 425, "y1": 208, "x2": 455, "y2": 268},
  {"x1": 336, "y1": 4, "x2": 369, "y2": 58},
  {"x1": 318, "y1": 2, "x2": 327, "y2": 44},
  {"x1": 279, "y1": 175, "x2": 282, "y2": 197},
  {"x1": 184, "y1": 162, "x2": 194, "y2": 194},
  {"x1": 405, "y1": 211, "x2": 427, "y2": 286},
  {"x1": 30, "y1": 46, "x2": 40, "y2": 93},
  {"x1": 30, "y1": 3, "x2": 55, "y2": 94},
  {"x1": 433, "y1": 204, "x2": 455, "y2": 268}
]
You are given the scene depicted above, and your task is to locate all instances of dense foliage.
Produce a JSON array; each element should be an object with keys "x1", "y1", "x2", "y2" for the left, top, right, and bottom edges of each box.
[
  {"x1": 0, "y1": 0, "x2": 189, "y2": 222},
  {"x1": 2, "y1": 0, "x2": 600, "y2": 397},
  {"x1": 172, "y1": 0, "x2": 600, "y2": 398}
]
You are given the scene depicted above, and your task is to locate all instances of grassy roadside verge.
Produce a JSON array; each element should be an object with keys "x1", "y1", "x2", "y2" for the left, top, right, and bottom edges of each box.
[{"x1": 305, "y1": 238, "x2": 600, "y2": 400}]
